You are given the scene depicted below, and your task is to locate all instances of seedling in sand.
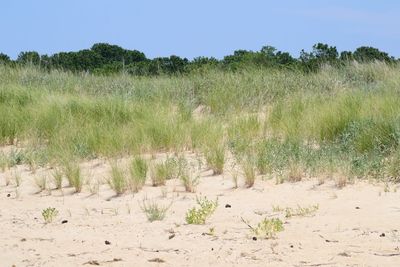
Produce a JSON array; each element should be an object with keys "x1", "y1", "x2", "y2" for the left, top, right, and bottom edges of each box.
[
  {"x1": 42, "y1": 207, "x2": 59, "y2": 223},
  {"x1": 140, "y1": 198, "x2": 171, "y2": 222},
  {"x1": 242, "y1": 217, "x2": 284, "y2": 239},
  {"x1": 273, "y1": 204, "x2": 319, "y2": 218},
  {"x1": 185, "y1": 196, "x2": 218, "y2": 225}
]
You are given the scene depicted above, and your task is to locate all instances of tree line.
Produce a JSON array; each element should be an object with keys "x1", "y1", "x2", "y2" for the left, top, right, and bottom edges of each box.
[{"x1": 0, "y1": 43, "x2": 397, "y2": 75}]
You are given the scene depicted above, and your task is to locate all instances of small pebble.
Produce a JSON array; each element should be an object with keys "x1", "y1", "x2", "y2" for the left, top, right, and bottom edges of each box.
[
  {"x1": 61, "y1": 220, "x2": 68, "y2": 224},
  {"x1": 7, "y1": 193, "x2": 11, "y2": 197},
  {"x1": 105, "y1": 240, "x2": 111, "y2": 245},
  {"x1": 252, "y1": 237, "x2": 257, "y2": 241},
  {"x1": 380, "y1": 233, "x2": 386, "y2": 237},
  {"x1": 355, "y1": 207, "x2": 360, "y2": 209},
  {"x1": 225, "y1": 204, "x2": 232, "y2": 208}
]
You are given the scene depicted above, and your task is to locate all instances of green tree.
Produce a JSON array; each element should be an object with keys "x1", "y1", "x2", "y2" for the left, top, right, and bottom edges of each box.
[
  {"x1": 353, "y1": 46, "x2": 392, "y2": 62},
  {"x1": 0, "y1": 53, "x2": 10, "y2": 64},
  {"x1": 17, "y1": 51, "x2": 40, "y2": 65}
]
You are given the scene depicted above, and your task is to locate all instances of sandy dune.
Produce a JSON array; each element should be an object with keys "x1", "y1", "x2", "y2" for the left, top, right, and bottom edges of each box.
[{"x1": 1, "y1": 156, "x2": 400, "y2": 267}]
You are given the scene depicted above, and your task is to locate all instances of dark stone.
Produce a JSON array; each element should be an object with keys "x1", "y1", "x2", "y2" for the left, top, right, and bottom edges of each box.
[
  {"x1": 380, "y1": 233, "x2": 386, "y2": 237},
  {"x1": 252, "y1": 236, "x2": 257, "y2": 241},
  {"x1": 225, "y1": 204, "x2": 232, "y2": 208},
  {"x1": 61, "y1": 220, "x2": 68, "y2": 224},
  {"x1": 105, "y1": 240, "x2": 111, "y2": 245}
]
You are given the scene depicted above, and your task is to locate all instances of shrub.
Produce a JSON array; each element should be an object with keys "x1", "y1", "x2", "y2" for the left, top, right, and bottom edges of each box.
[
  {"x1": 251, "y1": 218, "x2": 284, "y2": 239},
  {"x1": 185, "y1": 196, "x2": 218, "y2": 225}
]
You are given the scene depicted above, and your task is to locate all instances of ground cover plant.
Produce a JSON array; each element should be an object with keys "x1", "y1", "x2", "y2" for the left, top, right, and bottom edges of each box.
[{"x1": 186, "y1": 196, "x2": 218, "y2": 224}]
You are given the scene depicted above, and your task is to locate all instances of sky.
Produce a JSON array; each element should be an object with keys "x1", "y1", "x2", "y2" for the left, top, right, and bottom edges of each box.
[{"x1": 1, "y1": 0, "x2": 400, "y2": 59}]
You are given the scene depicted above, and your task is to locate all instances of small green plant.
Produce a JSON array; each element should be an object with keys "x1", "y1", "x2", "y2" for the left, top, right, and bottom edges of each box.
[
  {"x1": 42, "y1": 207, "x2": 59, "y2": 223},
  {"x1": 177, "y1": 160, "x2": 199, "y2": 192},
  {"x1": 151, "y1": 158, "x2": 178, "y2": 187},
  {"x1": 250, "y1": 218, "x2": 284, "y2": 239},
  {"x1": 87, "y1": 179, "x2": 100, "y2": 195},
  {"x1": 286, "y1": 161, "x2": 303, "y2": 183},
  {"x1": 14, "y1": 171, "x2": 22, "y2": 187},
  {"x1": 140, "y1": 198, "x2": 171, "y2": 222},
  {"x1": 63, "y1": 162, "x2": 83, "y2": 193},
  {"x1": 151, "y1": 163, "x2": 167, "y2": 186},
  {"x1": 108, "y1": 163, "x2": 127, "y2": 196},
  {"x1": 284, "y1": 204, "x2": 319, "y2": 218},
  {"x1": 129, "y1": 156, "x2": 148, "y2": 192},
  {"x1": 0, "y1": 153, "x2": 8, "y2": 171},
  {"x1": 51, "y1": 168, "x2": 63, "y2": 190},
  {"x1": 180, "y1": 172, "x2": 200, "y2": 193},
  {"x1": 8, "y1": 149, "x2": 26, "y2": 167},
  {"x1": 34, "y1": 176, "x2": 47, "y2": 192},
  {"x1": 205, "y1": 146, "x2": 225, "y2": 175},
  {"x1": 185, "y1": 196, "x2": 218, "y2": 225},
  {"x1": 242, "y1": 159, "x2": 256, "y2": 188}
]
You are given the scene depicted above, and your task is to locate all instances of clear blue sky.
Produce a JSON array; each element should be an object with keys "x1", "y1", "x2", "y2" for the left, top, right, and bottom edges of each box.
[{"x1": 2, "y1": 0, "x2": 400, "y2": 59}]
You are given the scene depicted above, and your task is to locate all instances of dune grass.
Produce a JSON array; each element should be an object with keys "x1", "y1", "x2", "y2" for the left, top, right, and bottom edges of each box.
[{"x1": 1, "y1": 62, "x2": 400, "y2": 184}]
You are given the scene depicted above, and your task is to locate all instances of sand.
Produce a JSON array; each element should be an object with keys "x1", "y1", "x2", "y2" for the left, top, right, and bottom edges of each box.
[{"x1": 1, "y1": 155, "x2": 400, "y2": 267}]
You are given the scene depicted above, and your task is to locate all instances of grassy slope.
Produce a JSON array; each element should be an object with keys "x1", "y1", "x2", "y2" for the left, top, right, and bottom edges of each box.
[{"x1": 1, "y1": 62, "x2": 400, "y2": 182}]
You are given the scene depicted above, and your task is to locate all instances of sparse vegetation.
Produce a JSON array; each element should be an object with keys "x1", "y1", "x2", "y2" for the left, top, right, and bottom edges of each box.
[
  {"x1": 249, "y1": 218, "x2": 284, "y2": 239},
  {"x1": 241, "y1": 157, "x2": 257, "y2": 188},
  {"x1": 205, "y1": 145, "x2": 225, "y2": 175},
  {"x1": 42, "y1": 207, "x2": 59, "y2": 223},
  {"x1": 140, "y1": 198, "x2": 171, "y2": 222},
  {"x1": 186, "y1": 196, "x2": 218, "y2": 225},
  {"x1": 129, "y1": 157, "x2": 148, "y2": 192},
  {"x1": 51, "y1": 168, "x2": 63, "y2": 190},
  {"x1": 108, "y1": 163, "x2": 127, "y2": 195},
  {"x1": 62, "y1": 161, "x2": 83, "y2": 193},
  {"x1": 34, "y1": 176, "x2": 47, "y2": 192},
  {"x1": 273, "y1": 204, "x2": 319, "y2": 218},
  {"x1": 151, "y1": 158, "x2": 179, "y2": 186},
  {"x1": 13, "y1": 171, "x2": 21, "y2": 187}
]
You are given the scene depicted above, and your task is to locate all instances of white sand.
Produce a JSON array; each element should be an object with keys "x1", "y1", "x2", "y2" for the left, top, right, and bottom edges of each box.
[{"x1": 1, "y1": 156, "x2": 400, "y2": 267}]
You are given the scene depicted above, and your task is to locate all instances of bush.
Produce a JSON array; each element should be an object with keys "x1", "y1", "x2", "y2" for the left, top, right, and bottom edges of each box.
[{"x1": 185, "y1": 196, "x2": 218, "y2": 225}]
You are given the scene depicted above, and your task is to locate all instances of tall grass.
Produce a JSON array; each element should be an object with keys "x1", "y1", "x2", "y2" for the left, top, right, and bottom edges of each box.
[{"x1": 1, "y1": 62, "x2": 400, "y2": 183}]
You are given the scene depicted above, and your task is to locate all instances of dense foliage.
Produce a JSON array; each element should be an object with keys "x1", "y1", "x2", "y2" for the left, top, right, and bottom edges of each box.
[{"x1": 1, "y1": 43, "x2": 397, "y2": 75}]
